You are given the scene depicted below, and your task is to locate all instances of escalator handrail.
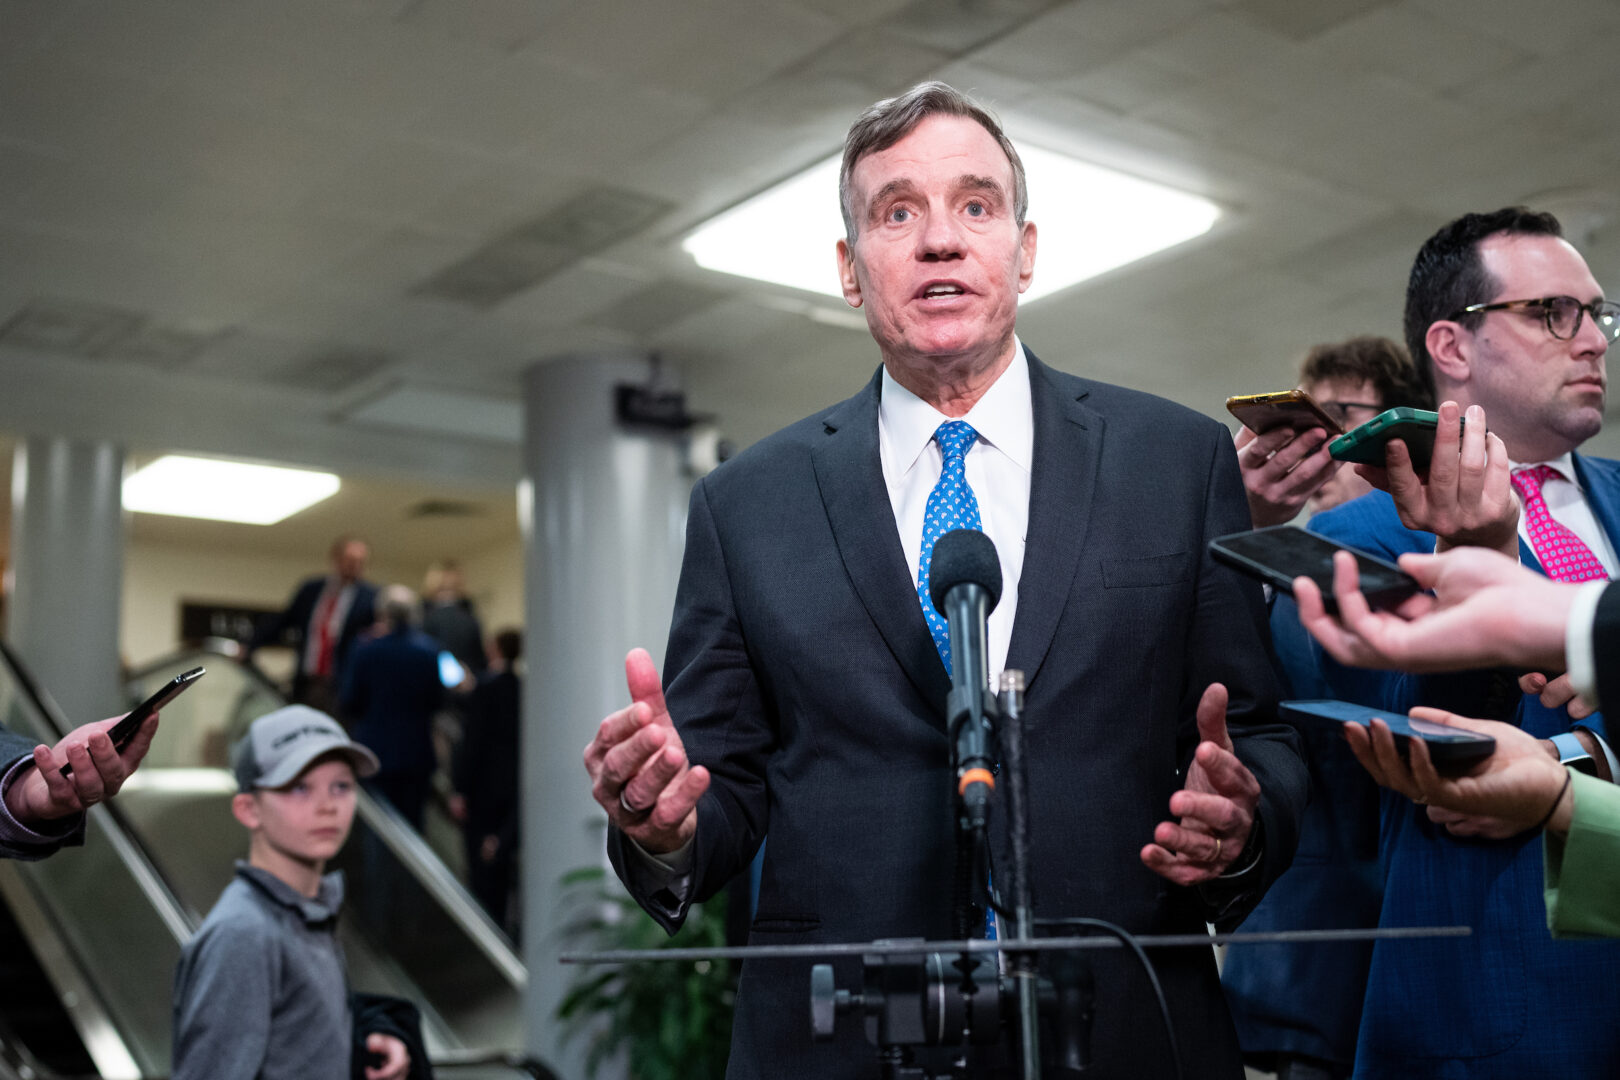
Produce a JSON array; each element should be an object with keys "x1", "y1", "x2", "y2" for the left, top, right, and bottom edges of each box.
[{"x1": 125, "y1": 641, "x2": 286, "y2": 704}]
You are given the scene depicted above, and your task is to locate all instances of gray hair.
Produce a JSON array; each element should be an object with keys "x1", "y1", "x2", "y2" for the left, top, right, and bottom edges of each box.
[
  {"x1": 379, "y1": 584, "x2": 418, "y2": 629},
  {"x1": 838, "y1": 81, "x2": 1027, "y2": 246}
]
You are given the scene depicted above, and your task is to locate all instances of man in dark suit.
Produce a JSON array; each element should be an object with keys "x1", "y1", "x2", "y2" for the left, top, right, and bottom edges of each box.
[
  {"x1": 251, "y1": 535, "x2": 377, "y2": 716},
  {"x1": 341, "y1": 585, "x2": 444, "y2": 831},
  {"x1": 582, "y1": 82, "x2": 1308, "y2": 1079}
]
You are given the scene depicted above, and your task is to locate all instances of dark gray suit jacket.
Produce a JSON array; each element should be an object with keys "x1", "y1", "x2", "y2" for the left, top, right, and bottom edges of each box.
[{"x1": 610, "y1": 350, "x2": 1308, "y2": 1079}]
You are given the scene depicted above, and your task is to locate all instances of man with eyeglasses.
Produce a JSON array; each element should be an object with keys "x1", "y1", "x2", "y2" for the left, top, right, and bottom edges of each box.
[
  {"x1": 1238, "y1": 335, "x2": 1434, "y2": 528},
  {"x1": 1282, "y1": 207, "x2": 1620, "y2": 1079}
]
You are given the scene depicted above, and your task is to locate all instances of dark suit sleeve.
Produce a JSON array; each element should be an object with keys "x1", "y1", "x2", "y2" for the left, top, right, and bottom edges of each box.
[
  {"x1": 0, "y1": 729, "x2": 86, "y2": 859},
  {"x1": 1594, "y1": 582, "x2": 1620, "y2": 711},
  {"x1": 1186, "y1": 425, "x2": 1310, "y2": 929},
  {"x1": 250, "y1": 581, "x2": 310, "y2": 653},
  {"x1": 607, "y1": 476, "x2": 776, "y2": 934}
]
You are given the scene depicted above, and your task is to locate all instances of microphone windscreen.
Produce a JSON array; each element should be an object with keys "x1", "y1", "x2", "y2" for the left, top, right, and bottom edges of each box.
[{"x1": 930, "y1": 529, "x2": 1002, "y2": 613}]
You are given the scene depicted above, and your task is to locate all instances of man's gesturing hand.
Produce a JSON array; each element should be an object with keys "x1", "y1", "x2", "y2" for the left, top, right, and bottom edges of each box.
[
  {"x1": 1140, "y1": 682, "x2": 1262, "y2": 886},
  {"x1": 584, "y1": 648, "x2": 709, "y2": 855}
]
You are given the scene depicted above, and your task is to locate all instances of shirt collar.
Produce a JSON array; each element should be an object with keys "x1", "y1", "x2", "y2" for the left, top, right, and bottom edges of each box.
[
  {"x1": 235, "y1": 861, "x2": 345, "y2": 926},
  {"x1": 879, "y1": 338, "x2": 1034, "y2": 476},
  {"x1": 1512, "y1": 450, "x2": 1581, "y2": 489}
]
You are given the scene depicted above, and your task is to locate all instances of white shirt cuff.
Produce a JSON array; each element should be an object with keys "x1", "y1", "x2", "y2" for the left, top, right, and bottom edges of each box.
[
  {"x1": 629, "y1": 834, "x2": 694, "y2": 879},
  {"x1": 1567, "y1": 581, "x2": 1607, "y2": 707}
]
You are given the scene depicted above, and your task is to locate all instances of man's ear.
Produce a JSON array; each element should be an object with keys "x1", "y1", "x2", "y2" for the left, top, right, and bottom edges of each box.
[
  {"x1": 1015, "y1": 220, "x2": 1037, "y2": 294},
  {"x1": 1425, "y1": 320, "x2": 1472, "y2": 384},
  {"x1": 231, "y1": 792, "x2": 261, "y2": 830},
  {"x1": 836, "y1": 238, "x2": 863, "y2": 308}
]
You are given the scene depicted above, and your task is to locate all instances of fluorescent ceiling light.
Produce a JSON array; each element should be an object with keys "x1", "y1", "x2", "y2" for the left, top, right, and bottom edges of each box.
[
  {"x1": 682, "y1": 144, "x2": 1220, "y2": 305},
  {"x1": 123, "y1": 455, "x2": 340, "y2": 525}
]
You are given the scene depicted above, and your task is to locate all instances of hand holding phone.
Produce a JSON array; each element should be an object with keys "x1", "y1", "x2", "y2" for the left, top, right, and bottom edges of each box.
[
  {"x1": 1281, "y1": 699, "x2": 1496, "y2": 775},
  {"x1": 61, "y1": 666, "x2": 203, "y2": 777},
  {"x1": 1329, "y1": 407, "x2": 1454, "y2": 472}
]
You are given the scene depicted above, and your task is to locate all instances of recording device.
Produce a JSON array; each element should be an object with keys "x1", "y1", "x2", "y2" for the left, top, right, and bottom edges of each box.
[
  {"x1": 62, "y1": 666, "x2": 205, "y2": 777},
  {"x1": 1225, "y1": 389, "x2": 1345, "y2": 436},
  {"x1": 1329, "y1": 407, "x2": 1464, "y2": 473},
  {"x1": 1208, "y1": 526, "x2": 1421, "y2": 615},
  {"x1": 1281, "y1": 699, "x2": 1497, "y2": 774},
  {"x1": 929, "y1": 529, "x2": 1002, "y2": 832}
]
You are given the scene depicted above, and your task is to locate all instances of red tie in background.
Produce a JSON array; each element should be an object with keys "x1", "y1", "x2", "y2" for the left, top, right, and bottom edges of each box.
[
  {"x1": 1511, "y1": 465, "x2": 1610, "y2": 583},
  {"x1": 311, "y1": 586, "x2": 339, "y2": 676}
]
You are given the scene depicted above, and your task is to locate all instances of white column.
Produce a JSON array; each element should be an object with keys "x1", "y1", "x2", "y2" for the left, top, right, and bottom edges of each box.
[
  {"x1": 8, "y1": 436, "x2": 127, "y2": 725},
  {"x1": 520, "y1": 354, "x2": 691, "y2": 1071}
]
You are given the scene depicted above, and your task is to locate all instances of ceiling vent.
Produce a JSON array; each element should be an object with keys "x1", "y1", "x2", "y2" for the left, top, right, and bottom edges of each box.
[
  {"x1": 405, "y1": 498, "x2": 486, "y2": 519},
  {"x1": 271, "y1": 349, "x2": 394, "y2": 394},
  {"x1": 0, "y1": 298, "x2": 144, "y2": 356},
  {"x1": 414, "y1": 186, "x2": 675, "y2": 309}
]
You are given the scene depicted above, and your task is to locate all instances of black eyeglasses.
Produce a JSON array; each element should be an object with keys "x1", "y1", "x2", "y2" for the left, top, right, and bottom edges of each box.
[
  {"x1": 1449, "y1": 295, "x2": 1620, "y2": 344},
  {"x1": 1318, "y1": 399, "x2": 1383, "y2": 426}
]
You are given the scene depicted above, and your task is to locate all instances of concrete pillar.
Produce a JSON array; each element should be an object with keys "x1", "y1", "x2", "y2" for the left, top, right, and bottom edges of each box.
[
  {"x1": 520, "y1": 354, "x2": 691, "y2": 1071},
  {"x1": 7, "y1": 436, "x2": 126, "y2": 724}
]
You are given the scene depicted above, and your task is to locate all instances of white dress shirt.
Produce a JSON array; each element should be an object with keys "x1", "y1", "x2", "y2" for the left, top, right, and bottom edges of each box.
[{"x1": 879, "y1": 341, "x2": 1033, "y2": 680}]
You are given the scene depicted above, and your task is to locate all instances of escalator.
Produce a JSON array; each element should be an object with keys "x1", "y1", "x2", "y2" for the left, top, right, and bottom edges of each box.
[{"x1": 0, "y1": 640, "x2": 550, "y2": 1079}]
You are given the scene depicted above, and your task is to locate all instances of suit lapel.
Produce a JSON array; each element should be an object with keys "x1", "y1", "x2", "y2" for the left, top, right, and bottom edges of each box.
[
  {"x1": 1005, "y1": 352, "x2": 1104, "y2": 687},
  {"x1": 1574, "y1": 452, "x2": 1620, "y2": 576},
  {"x1": 812, "y1": 369, "x2": 953, "y2": 715}
]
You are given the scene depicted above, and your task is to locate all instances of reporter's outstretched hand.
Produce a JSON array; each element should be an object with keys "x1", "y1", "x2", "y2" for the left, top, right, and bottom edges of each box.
[
  {"x1": 1140, "y1": 683, "x2": 1262, "y2": 885},
  {"x1": 583, "y1": 648, "x2": 709, "y2": 855},
  {"x1": 1344, "y1": 708, "x2": 1573, "y2": 839},
  {"x1": 1355, "y1": 401, "x2": 1520, "y2": 556},
  {"x1": 4, "y1": 712, "x2": 160, "y2": 824},
  {"x1": 1235, "y1": 424, "x2": 1339, "y2": 528},
  {"x1": 1295, "y1": 546, "x2": 1574, "y2": 674}
]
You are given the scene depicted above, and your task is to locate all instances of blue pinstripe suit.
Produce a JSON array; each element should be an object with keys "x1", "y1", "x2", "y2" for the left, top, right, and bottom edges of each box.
[{"x1": 1298, "y1": 456, "x2": 1620, "y2": 1079}]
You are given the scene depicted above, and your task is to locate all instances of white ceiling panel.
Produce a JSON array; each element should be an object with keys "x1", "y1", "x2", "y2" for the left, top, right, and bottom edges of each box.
[
  {"x1": 1315, "y1": 4, "x2": 1529, "y2": 93},
  {"x1": 4, "y1": 0, "x2": 1620, "y2": 526}
]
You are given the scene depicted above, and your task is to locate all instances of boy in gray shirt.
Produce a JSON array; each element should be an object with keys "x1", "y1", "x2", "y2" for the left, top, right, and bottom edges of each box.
[{"x1": 172, "y1": 705, "x2": 414, "y2": 1080}]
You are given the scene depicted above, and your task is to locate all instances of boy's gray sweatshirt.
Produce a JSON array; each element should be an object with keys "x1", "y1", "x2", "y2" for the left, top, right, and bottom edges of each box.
[{"x1": 172, "y1": 862, "x2": 351, "y2": 1080}]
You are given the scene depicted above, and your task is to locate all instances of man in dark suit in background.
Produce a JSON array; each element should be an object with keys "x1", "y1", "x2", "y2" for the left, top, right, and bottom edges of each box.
[
  {"x1": 582, "y1": 82, "x2": 1308, "y2": 1079},
  {"x1": 251, "y1": 534, "x2": 377, "y2": 716},
  {"x1": 341, "y1": 585, "x2": 444, "y2": 832}
]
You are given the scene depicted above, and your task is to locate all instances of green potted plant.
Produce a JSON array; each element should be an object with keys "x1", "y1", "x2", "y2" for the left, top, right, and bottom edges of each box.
[{"x1": 556, "y1": 866, "x2": 735, "y2": 1080}]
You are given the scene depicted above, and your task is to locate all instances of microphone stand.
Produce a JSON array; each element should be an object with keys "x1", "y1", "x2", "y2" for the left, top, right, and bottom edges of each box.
[{"x1": 997, "y1": 670, "x2": 1042, "y2": 1080}]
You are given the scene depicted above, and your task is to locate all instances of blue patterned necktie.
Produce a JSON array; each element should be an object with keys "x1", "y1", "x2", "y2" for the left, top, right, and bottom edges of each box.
[{"x1": 918, "y1": 420, "x2": 983, "y2": 676}]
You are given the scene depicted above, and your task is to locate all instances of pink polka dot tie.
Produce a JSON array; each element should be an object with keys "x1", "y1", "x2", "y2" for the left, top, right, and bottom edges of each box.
[{"x1": 1510, "y1": 465, "x2": 1609, "y2": 583}]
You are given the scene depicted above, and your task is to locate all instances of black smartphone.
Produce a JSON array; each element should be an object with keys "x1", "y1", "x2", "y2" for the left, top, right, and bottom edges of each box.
[
  {"x1": 1328, "y1": 407, "x2": 1464, "y2": 473},
  {"x1": 61, "y1": 666, "x2": 205, "y2": 777},
  {"x1": 1281, "y1": 699, "x2": 1496, "y2": 775},
  {"x1": 1208, "y1": 526, "x2": 1421, "y2": 615}
]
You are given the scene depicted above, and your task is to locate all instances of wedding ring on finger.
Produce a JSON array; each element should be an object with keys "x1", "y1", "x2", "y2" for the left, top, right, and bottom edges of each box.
[
  {"x1": 1213, "y1": 836, "x2": 1223, "y2": 862},
  {"x1": 618, "y1": 788, "x2": 652, "y2": 820}
]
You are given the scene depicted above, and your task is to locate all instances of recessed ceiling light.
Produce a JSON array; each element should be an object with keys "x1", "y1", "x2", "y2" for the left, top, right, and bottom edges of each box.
[
  {"x1": 123, "y1": 455, "x2": 340, "y2": 525},
  {"x1": 682, "y1": 143, "x2": 1220, "y2": 305}
]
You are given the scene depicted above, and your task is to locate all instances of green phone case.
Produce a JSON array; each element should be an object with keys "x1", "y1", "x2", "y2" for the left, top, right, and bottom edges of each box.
[{"x1": 1329, "y1": 407, "x2": 1459, "y2": 471}]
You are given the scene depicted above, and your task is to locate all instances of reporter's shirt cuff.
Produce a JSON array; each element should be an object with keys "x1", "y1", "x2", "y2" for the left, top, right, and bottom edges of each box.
[{"x1": 1567, "y1": 581, "x2": 1607, "y2": 708}]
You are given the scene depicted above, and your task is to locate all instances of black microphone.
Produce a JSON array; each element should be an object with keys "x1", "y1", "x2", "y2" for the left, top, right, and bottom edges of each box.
[{"x1": 929, "y1": 529, "x2": 1002, "y2": 830}]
